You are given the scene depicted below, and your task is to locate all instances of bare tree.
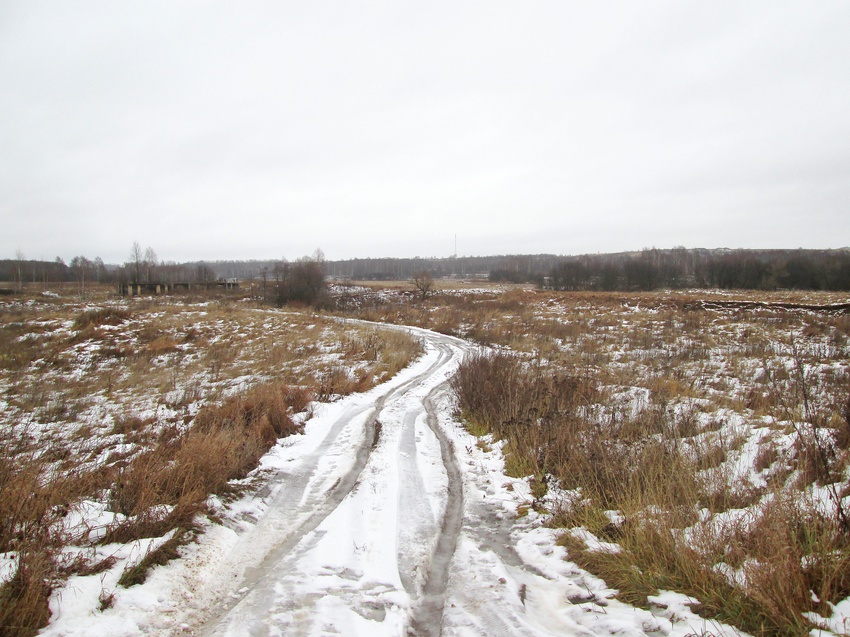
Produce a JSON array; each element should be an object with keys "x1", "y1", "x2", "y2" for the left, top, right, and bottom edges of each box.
[
  {"x1": 70, "y1": 255, "x2": 94, "y2": 296},
  {"x1": 412, "y1": 271, "x2": 434, "y2": 300},
  {"x1": 143, "y1": 246, "x2": 158, "y2": 282},
  {"x1": 260, "y1": 266, "x2": 269, "y2": 303},
  {"x1": 93, "y1": 257, "x2": 105, "y2": 283},
  {"x1": 195, "y1": 262, "x2": 216, "y2": 284},
  {"x1": 275, "y1": 252, "x2": 327, "y2": 306},
  {"x1": 129, "y1": 241, "x2": 143, "y2": 282},
  {"x1": 14, "y1": 249, "x2": 25, "y2": 291}
]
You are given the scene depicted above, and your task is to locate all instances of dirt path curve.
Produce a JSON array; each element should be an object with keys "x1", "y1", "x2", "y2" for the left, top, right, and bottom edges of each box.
[
  {"x1": 188, "y1": 327, "x2": 468, "y2": 637},
  {"x1": 179, "y1": 325, "x2": 679, "y2": 637}
]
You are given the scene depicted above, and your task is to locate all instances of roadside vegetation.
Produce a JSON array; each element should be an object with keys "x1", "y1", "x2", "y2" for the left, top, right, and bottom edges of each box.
[
  {"x1": 338, "y1": 283, "x2": 850, "y2": 637},
  {"x1": 0, "y1": 286, "x2": 421, "y2": 636},
  {"x1": 4, "y1": 274, "x2": 849, "y2": 637}
]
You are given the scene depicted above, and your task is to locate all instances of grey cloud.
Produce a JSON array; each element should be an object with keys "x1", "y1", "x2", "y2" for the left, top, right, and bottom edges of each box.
[{"x1": 1, "y1": 1, "x2": 849, "y2": 262}]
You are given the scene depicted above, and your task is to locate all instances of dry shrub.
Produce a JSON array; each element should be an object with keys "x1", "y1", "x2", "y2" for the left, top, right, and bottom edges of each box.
[
  {"x1": 754, "y1": 440, "x2": 780, "y2": 471},
  {"x1": 110, "y1": 415, "x2": 153, "y2": 437},
  {"x1": 454, "y1": 350, "x2": 705, "y2": 509},
  {"x1": 745, "y1": 386, "x2": 775, "y2": 413},
  {"x1": 452, "y1": 342, "x2": 847, "y2": 636},
  {"x1": 376, "y1": 329, "x2": 423, "y2": 377},
  {"x1": 0, "y1": 302, "x2": 423, "y2": 626},
  {"x1": 792, "y1": 436, "x2": 843, "y2": 488},
  {"x1": 502, "y1": 439, "x2": 540, "y2": 480},
  {"x1": 281, "y1": 385, "x2": 313, "y2": 414},
  {"x1": 65, "y1": 555, "x2": 118, "y2": 577},
  {"x1": 318, "y1": 326, "x2": 421, "y2": 397},
  {"x1": 698, "y1": 479, "x2": 764, "y2": 514},
  {"x1": 837, "y1": 391, "x2": 850, "y2": 450},
  {"x1": 555, "y1": 431, "x2": 849, "y2": 637},
  {"x1": 693, "y1": 441, "x2": 727, "y2": 471},
  {"x1": 135, "y1": 321, "x2": 167, "y2": 344},
  {"x1": 695, "y1": 494, "x2": 850, "y2": 636},
  {"x1": 431, "y1": 307, "x2": 465, "y2": 336},
  {"x1": 451, "y1": 350, "x2": 524, "y2": 436},
  {"x1": 204, "y1": 341, "x2": 235, "y2": 379},
  {"x1": 559, "y1": 486, "x2": 835, "y2": 637},
  {"x1": 0, "y1": 454, "x2": 99, "y2": 554},
  {"x1": 315, "y1": 365, "x2": 361, "y2": 400}
]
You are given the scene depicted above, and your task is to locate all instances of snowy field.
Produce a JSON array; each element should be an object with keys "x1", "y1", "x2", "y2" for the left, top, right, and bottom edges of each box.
[
  {"x1": 34, "y1": 325, "x2": 749, "y2": 637},
  {"x1": 2, "y1": 288, "x2": 849, "y2": 636}
]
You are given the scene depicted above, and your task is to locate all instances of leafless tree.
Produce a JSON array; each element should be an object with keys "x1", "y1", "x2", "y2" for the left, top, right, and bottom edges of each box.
[
  {"x1": 70, "y1": 255, "x2": 94, "y2": 296},
  {"x1": 195, "y1": 263, "x2": 217, "y2": 284},
  {"x1": 412, "y1": 271, "x2": 434, "y2": 300},
  {"x1": 143, "y1": 246, "x2": 158, "y2": 282},
  {"x1": 275, "y1": 252, "x2": 327, "y2": 306},
  {"x1": 129, "y1": 241, "x2": 143, "y2": 282},
  {"x1": 14, "y1": 249, "x2": 25, "y2": 291},
  {"x1": 93, "y1": 257, "x2": 105, "y2": 283},
  {"x1": 260, "y1": 266, "x2": 269, "y2": 303}
]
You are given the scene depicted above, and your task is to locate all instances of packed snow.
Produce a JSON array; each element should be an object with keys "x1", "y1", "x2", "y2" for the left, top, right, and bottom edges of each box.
[{"x1": 38, "y1": 324, "x2": 753, "y2": 637}]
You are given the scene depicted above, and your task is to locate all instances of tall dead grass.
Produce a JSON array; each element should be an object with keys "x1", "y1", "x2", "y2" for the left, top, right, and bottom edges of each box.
[
  {"x1": 0, "y1": 300, "x2": 423, "y2": 630},
  {"x1": 105, "y1": 382, "x2": 308, "y2": 544},
  {"x1": 0, "y1": 428, "x2": 107, "y2": 637},
  {"x1": 452, "y1": 344, "x2": 850, "y2": 637},
  {"x1": 352, "y1": 287, "x2": 850, "y2": 634},
  {"x1": 0, "y1": 380, "x2": 310, "y2": 632},
  {"x1": 451, "y1": 350, "x2": 597, "y2": 492}
]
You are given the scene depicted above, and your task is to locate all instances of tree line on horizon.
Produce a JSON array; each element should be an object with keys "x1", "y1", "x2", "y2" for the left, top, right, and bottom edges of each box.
[
  {"x1": 544, "y1": 248, "x2": 850, "y2": 292},
  {"x1": 0, "y1": 243, "x2": 331, "y2": 306},
  {"x1": 2, "y1": 247, "x2": 849, "y2": 293}
]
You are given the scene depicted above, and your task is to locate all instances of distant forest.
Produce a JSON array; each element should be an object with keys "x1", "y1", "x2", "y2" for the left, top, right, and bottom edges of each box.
[
  {"x1": 324, "y1": 248, "x2": 850, "y2": 291},
  {"x1": 545, "y1": 248, "x2": 850, "y2": 291},
  {"x1": 1, "y1": 248, "x2": 849, "y2": 292}
]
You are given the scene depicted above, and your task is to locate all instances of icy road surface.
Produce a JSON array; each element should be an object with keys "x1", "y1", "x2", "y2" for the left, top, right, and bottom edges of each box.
[{"x1": 137, "y1": 325, "x2": 740, "y2": 637}]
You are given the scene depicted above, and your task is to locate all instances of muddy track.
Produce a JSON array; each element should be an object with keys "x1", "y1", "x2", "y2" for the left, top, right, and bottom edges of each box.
[
  {"x1": 405, "y1": 380, "x2": 464, "y2": 637},
  {"x1": 167, "y1": 324, "x2": 738, "y2": 637},
  {"x1": 197, "y1": 331, "x2": 469, "y2": 636}
]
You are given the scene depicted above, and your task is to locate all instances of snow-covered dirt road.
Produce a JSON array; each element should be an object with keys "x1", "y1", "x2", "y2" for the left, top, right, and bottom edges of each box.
[
  {"x1": 54, "y1": 325, "x2": 738, "y2": 637},
  {"x1": 169, "y1": 325, "x2": 729, "y2": 637},
  {"x1": 197, "y1": 326, "x2": 467, "y2": 637}
]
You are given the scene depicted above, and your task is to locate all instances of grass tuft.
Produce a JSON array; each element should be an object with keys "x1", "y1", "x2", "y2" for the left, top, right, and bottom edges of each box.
[
  {"x1": 0, "y1": 551, "x2": 55, "y2": 637},
  {"x1": 117, "y1": 528, "x2": 193, "y2": 588}
]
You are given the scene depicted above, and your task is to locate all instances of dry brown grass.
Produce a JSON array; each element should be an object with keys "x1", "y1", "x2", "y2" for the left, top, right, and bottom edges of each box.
[
  {"x1": 0, "y1": 428, "x2": 110, "y2": 636},
  {"x1": 0, "y1": 551, "x2": 55, "y2": 637},
  {"x1": 0, "y1": 297, "x2": 423, "y2": 630},
  {"x1": 443, "y1": 289, "x2": 850, "y2": 637}
]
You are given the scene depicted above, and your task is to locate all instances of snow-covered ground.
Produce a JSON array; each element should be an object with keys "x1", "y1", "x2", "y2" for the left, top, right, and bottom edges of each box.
[{"x1": 40, "y1": 325, "x2": 749, "y2": 637}]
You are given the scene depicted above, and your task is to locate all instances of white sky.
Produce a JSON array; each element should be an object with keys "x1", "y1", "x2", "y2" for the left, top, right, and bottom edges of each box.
[{"x1": 2, "y1": 1, "x2": 849, "y2": 263}]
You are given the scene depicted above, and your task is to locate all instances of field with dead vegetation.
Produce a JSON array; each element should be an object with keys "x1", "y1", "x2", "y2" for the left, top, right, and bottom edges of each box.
[
  {"x1": 338, "y1": 285, "x2": 850, "y2": 637},
  {"x1": 3, "y1": 281, "x2": 850, "y2": 637},
  {"x1": 0, "y1": 290, "x2": 421, "y2": 636}
]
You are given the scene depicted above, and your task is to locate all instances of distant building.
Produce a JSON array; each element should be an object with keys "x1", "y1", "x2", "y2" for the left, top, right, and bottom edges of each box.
[{"x1": 118, "y1": 280, "x2": 239, "y2": 296}]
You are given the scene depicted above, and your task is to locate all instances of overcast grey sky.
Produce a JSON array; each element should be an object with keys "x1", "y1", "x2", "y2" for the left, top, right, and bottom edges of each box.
[{"x1": 1, "y1": 1, "x2": 849, "y2": 264}]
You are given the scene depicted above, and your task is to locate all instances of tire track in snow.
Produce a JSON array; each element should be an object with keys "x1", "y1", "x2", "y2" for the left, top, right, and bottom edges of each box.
[
  {"x1": 405, "y1": 380, "x2": 465, "y2": 637},
  {"x1": 396, "y1": 408, "x2": 439, "y2": 597},
  {"x1": 198, "y1": 336, "x2": 461, "y2": 636},
  {"x1": 174, "y1": 325, "x2": 730, "y2": 637}
]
